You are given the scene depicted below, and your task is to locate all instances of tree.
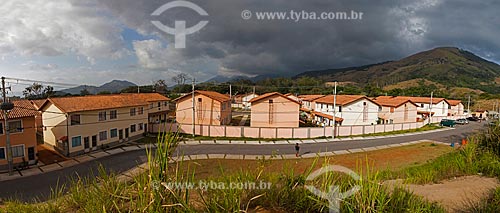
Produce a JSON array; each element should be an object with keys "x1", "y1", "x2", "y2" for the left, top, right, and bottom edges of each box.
[
  {"x1": 172, "y1": 73, "x2": 189, "y2": 85},
  {"x1": 23, "y1": 83, "x2": 54, "y2": 99},
  {"x1": 80, "y1": 89, "x2": 91, "y2": 96},
  {"x1": 153, "y1": 79, "x2": 168, "y2": 94}
]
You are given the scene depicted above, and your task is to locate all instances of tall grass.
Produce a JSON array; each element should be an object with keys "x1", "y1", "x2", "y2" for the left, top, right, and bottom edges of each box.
[{"x1": 1, "y1": 131, "x2": 448, "y2": 212}]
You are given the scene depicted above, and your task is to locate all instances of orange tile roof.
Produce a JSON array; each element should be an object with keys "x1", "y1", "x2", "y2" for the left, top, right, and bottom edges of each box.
[
  {"x1": 175, "y1": 90, "x2": 230, "y2": 103},
  {"x1": 298, "y1": 95, "x2": 325, "y2": 102},
  {"x1": 314, "y1": 95, "x2": 378, "y2": 106},
  {"x1": 312, "y1": 111, "x2": 343, "y2": 122},
  {"x1": 446, "y1": 100, "x2": 462, "y2": 106},
  {"x1": 249, "y1": 92, "x2": 300, "y2": 104},
  {"x1": 0, "y1": 100, "x2": 39, "y2": 120},
  {"x1": 372, "y1": 97, "x2": 417, "y2": 108},
  {"x1": 397, "y1": 96, "x2": 447, "y2": 104},
  {"x1": 30, "y1": 99, "x2": 47, "y2": 109},
  {"x1": 42, "y1": 93, "x2": 169, "y2": 113}
]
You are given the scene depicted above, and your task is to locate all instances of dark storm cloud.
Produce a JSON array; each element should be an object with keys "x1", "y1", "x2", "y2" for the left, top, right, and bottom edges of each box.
[{"x1": 99, "y1": 0, "x2": 500, "y2": 77}]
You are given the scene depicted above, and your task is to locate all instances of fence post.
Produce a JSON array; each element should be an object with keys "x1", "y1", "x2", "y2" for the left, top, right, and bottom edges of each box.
[
  {"x1": 362, "y1": 125, "x2": 365, "y2": 135},
  {"x1": 323, "y1": 126, "x2": 326, "y2": 137},
  {"x1": 374, "y1": 124, "x2": 376, "y2": 133},
  {"x1": 275, "y1": 127, "x2": 278, "y2": 139},
  {"x1": 224, "y1": 125, "x2": 227, "y2": 137},
  {"x1": 241, "y1": 126, "x2": 244, "y2": 137},
  {"x1": 350, "y1": 126, "x2": 353, "y2": 136},
  {"x1": 383, "y1": 124, "x2": 386, "y2": 132},
  {"x1": 308, "y1": 127, "x2": 311, "y2": 138},
  {"x1": 259, "y1": 127, "x2": 261, "y2": 138},
  {"x1": 292, "y1": 128, "x2": 294, "y2": 138},
  {"x1": 401, "y1": 123, "x2": 404, "y2": 130}
]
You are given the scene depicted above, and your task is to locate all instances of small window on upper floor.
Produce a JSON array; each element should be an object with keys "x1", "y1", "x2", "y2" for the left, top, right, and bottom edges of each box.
[
  {"x1": 71, "y1": 114, "x2": 81, "y2": 125},
  {"x1": 198, "y1": 98, "x2": 202, "y2": 102},
  {"x1": 98, "y1": 111, "x2": 107, "y2": 121},
  {"x1": 269, "y1": 99, "x2": 273, "y2": 103}
]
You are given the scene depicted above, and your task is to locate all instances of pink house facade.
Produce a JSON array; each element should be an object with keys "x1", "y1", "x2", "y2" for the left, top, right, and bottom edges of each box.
[
  {"x1": 249, "y1": 92, "x2": 300, "y2": 128},
  {"x1": 175, "y1": 90, "x2": 231, "y2": 126}
]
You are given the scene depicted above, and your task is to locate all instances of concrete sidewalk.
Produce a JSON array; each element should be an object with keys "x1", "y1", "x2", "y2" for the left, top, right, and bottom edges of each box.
[
  {"x1": 0, "y1": 143, "x2": 157, "y2": 182},
  {"x1": 180, "y1": 128, "x2": 451, "y2": 145}
]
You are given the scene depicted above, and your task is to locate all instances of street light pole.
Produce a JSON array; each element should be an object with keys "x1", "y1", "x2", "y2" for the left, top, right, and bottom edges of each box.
[
  {"x1": 332, "y1": 81, "x2": 337, "y2": 139},
  {"x1": 191, "y1": 78, "x2": 195, "y2": 137},
  {"x1": 428, "y1": 91, "x2": 433, "y2": 125}
]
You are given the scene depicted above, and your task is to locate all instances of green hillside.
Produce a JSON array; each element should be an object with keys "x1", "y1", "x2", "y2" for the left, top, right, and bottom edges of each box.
[{"x1": 295, "y1": 47, "x2": 500, "y2": 93}]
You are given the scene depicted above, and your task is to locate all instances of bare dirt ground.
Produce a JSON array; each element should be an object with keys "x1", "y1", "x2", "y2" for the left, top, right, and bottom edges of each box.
[{"x1": 385, "y1": 175, "x2": 500, "y2": 212}]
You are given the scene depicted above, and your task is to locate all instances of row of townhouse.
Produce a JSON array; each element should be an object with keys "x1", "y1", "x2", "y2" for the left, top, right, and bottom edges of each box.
[
  {"x1": 307, "y1": 95, "x2": 465, "y2": 126},
  {"x1": 39, "y1": 93, "x2": 170, "y2": 156},
  {"x1": 173, "y1": 90, "x2": 467, "y2": 129},
  {"x1": 1, "y1": 93, "x2": 171, "y2": 169}
]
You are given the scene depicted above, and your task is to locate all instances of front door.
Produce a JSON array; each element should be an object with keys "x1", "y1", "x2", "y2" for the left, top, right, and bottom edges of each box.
[
  {"x1": 125, "y1": 128, "x2": 129, "y2": 138},
  {"x1": 119, "y1": 129, "x2": 123, "y2": 140},
  {"x1": 144, "y1": 124, "x2": 148, "y2": 133},
  {"x1": 91, "y1": 135, "x2": 97, "y2": 150},
  {"x1": 27, "y1": 147, "x2": 35, "y2": 161},
  {"x1": 84, "y1": 137, "x2": 90, "y2": 151}
]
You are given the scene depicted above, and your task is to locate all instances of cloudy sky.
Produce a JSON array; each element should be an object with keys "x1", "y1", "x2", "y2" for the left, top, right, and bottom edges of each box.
[{"x1": 0, "y1": 0, "x2": 499, "y2": 93}]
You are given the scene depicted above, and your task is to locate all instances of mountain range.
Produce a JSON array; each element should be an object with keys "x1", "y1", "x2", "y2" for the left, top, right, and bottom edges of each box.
[
  {"x1": 60, "y1": 80, "x2": 137, "y2": 95},
  {"x1": 295, "y1": 47, "x2": 500, "y2": 93}
]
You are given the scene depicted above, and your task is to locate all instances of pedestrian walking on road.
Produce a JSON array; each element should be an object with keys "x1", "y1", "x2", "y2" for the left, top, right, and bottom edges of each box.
[{"x1": 295, "y1": 143, "x2": 300, "y2": 157}]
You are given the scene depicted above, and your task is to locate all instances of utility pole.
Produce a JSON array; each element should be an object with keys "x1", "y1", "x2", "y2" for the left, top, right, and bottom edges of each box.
[
  {"x1": 467, "y1": 95, "x2": 471, "y2": 116},
  {"x1": 1, "y1": 77, "x2": 13, "y2": 175},
  {"x1": 332, "y1": 81, "x2": 337, "y2": 139},
  {"x1": 137, "y1": 86, "x2": 140, "y2": 93},
  {"x1": 229, "y1": 83, "x2": 232, "y2": 104},
  {"x1": 253, "y1": 86, "x2": 256, "y2": 94},
  {"x1": 191, "y1": 78, "x2": 195, "y2": 137},
  {"x1": 428, "y1": 91, "x2": 433, "y2": 125}
]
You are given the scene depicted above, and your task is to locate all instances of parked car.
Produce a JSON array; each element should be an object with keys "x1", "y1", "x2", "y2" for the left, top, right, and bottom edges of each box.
[
  {"x1": 440, "y1": 119, "x2": 456, "y2": 127},
  {"x1": 467, "y1": 117, "x2": 480, "y2": 121},
  {"x1": 455, "y1": 118, "x2": 469, "y2": 125}
]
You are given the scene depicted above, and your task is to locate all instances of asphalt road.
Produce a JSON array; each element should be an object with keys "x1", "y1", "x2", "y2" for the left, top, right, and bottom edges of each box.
[
  {"x1": 0, "y1": 122, "x2": 484, "y2": 202},
  {"x1": 177, "y1": 122, "x2": 483, "y2": 156}
]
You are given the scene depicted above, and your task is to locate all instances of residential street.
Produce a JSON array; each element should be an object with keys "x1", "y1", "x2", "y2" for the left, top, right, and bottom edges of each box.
[{"x1": 0, "y1": 122, "x2": 484, "y2": 202}]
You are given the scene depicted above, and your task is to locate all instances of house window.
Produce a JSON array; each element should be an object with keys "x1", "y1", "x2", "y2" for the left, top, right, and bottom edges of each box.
[
  {"x1": 164, "y1": 102, "x2": 168, "y2": 107},
  {"x1": 138, "y1": 107, "x2": 144, "y2": 115},
  {"x1": 8, "y1": 120, "x2": 22, "y2": 133},
  {"x1": 130, "y1": 108, "x2": 136, "y2": 116},
  {"x1": 11, "y1": 145, "x2": 24, "y2": 158},
  {"x1": 338, "y1": 106, "x2": 342, "y2": 112},
  {"x1": 98, "y1": 111, "x2": 107, "y2": 121},
  {"x1": 0, "y1": 147, "x2": 5, "y2": 159},
  {"x1": 138, "y1": 123, "x2": 143, "y2": 131},
  {"x1": 198, "y1": 98, "x2": 202, "y2": 102},
  {"x1": 71, "y1": 136, "x2": 82, "y2": 147},
  {"x1": 71, "y1": 114, "x2": 81, "y2": 125},
  {"x1": 130, "y1": 124, "x2": 136, "y2": 133},
  {"x1": 99, "y1": 131, "x2": 107, "y2": 141},
  {"x1": 0, "y1": 122, "x2": 3, "y2": 134},
  {"x1": 110, "y1": 129, "x2": 118, "y2": 138},
  {"x1": 421, "y1": 104, "x2": 424, "y2": 108},
  {"x1": 150, "y1": 103, "x2": 154, "y2": 109},
  {"x1": 110, "y1": 110, "x2": 117, "y2": 119},
  {"x1": 157, "y1": 102, "x2": 161, "y2": 108},
  {"x1": 390, "y1": 107, "x2": 395, "y2": 113}
]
